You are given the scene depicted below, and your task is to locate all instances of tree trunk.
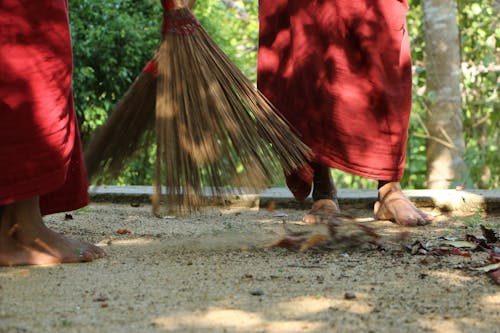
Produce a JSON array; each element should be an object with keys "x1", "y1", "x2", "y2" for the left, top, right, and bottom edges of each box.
[{"x1": 422, "y1": 0, "x2": 466, "y2": 189}]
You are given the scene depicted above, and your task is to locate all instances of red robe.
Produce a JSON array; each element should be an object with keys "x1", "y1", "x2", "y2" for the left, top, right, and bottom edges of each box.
[
  {"x1": 0, "y1": 0, "x2": 89, "y2": 215},
  {"x1": 258, "y1": 0, "x2": 412, "y2": 200}
]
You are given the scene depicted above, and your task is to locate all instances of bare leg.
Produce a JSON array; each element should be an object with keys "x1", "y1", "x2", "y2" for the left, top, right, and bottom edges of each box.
[
  {"x1": 374, "y1": 181, "x2": 433, "y2": 226},
  {"x1": 0, "y1": 197, "x2": 106, "y2": 266},
  {"x1": 303, "y1": 163, "x2": 340, "y2": 224}
]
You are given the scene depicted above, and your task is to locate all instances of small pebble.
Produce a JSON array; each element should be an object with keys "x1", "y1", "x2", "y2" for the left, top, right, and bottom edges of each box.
[
  {"x1": 344, "y1": 292, "x2": 356, "y2": 300},
  {"x1": 250, "y1": 290, "x2": 264, "y2": 296}
]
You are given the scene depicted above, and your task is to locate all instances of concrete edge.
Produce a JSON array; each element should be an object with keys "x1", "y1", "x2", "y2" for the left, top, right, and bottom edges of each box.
[{"x1": 89, "y1": 186, "x2": 500, "y2": 214}]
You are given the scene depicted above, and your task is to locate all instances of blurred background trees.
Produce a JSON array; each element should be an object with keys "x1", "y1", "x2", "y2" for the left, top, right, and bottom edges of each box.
[{"x1": 69, "y1": 0, "x2": 498, "y2": 190}]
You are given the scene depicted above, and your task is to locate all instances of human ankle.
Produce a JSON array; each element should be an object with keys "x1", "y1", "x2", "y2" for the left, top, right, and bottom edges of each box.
[
  {"x1": 312, "y1": 163, "x2": 337, "y2": 202},
  {"x1": 377, "y1": 181, "x2": 401, "y2": 199}
]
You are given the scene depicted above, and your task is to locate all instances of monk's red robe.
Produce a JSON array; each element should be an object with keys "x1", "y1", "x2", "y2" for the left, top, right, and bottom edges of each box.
[
  {"x1": 0, "y1": 0, "x2": 89, "y2": 215},
  {"x1": 258, "y1": 0, "x2": 413, "y2": 200}
]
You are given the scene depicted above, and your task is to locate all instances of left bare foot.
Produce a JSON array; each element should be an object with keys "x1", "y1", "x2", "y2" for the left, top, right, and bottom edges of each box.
[
  {"x1": 374, "y1": 182, "x2": 433, "y2": 226},
  {"x1": 0, "y1": 198, "x2": 106, "y2": 266}
]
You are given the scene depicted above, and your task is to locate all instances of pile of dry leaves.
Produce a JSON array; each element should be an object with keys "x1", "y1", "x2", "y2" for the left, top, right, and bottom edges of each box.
[
  {"x1": 406, "y1": 225, "x2": 500, "y2": 285},
  {"x1": 270, "y1": 213, "x2": 500, "y2": 285}
]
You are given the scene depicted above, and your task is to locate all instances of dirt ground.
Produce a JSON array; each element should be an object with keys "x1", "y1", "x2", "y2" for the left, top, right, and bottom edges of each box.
[{"x1": 0, "y1": 203, "x2": 499, "y2": 333}]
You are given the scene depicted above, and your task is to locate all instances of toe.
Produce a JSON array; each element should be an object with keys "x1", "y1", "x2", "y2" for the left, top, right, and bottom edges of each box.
[{"x1": 92, "y1": 245, "x2": 107, "y2": 258}]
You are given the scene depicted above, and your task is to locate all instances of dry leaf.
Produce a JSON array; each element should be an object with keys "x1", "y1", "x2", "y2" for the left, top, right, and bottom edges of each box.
[
  {"x1": 489, "y1": 268, "x2": 500, "y2": 285},
  {"x1": 480, "y1": 225, "x2": 499, "y2": 244},
  {"x1": 93, "y1": 296, "x2": 109, "y2": 302},
  {"x1": 489, "y1": 249, "x2": 500, "y2": 262},
  {"x1": 116, "y1": 229, "x2": 131, "y2": 235},
  {"x1": 271, "y1": 236, "x2": 307, "y2": 250},
  {"x1": 440, "y1": 240, "x2": 476, "y2": 249},
  {"x1": 407, "y1": 241, "x2": 429, "y2": 255},
  {"x1": 299, "y1": 234, "x2": 330, "y2": 252},
  {"x1": 472, "y1": 263, "x2": 500, "y2": 273},
  {"x1": 428, "y1": 247, "x2": 471, "y2": 257}
]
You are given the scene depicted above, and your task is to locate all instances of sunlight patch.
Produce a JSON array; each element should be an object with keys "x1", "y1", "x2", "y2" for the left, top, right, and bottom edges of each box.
[
  {"x1": 153, "y1": 308, "x2": 326, "y2": 332},
  {"x1": 419, "y1": 319, "x2": 461, "y2": 333},
  {"x1": 279, "y1": 295, "x2": 373, "y2": 316},
  {"x1": 420, "y1": 317, "x2": 485, "y2": 333},
  {"x1": 480, "y1": 292, "x2": 500, "y2": 308},
  {"x1": 154, "y1": 308, "x2": 263, "y2": 331},
  {"x1": 0, "y1": 269, "x2": 32, "y2": 278},
  {"x1": 96, "y1": 238, "x2": 156, "y2": 247},
  {"x1": 427, "y1": 271, "x2": 472, "y2": 286},
  {"x1": 265, "y1": 320, "x2": 326, "y2": 332},
  {"x1": 278, "y1": 296, "x2": 334, "y2": 315}
]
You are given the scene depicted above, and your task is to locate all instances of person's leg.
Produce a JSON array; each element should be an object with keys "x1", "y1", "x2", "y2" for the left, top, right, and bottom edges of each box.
[
  {"x1": 303, "y1": 163, "x2": 340, "y2": 224},
  {"x1": 0, "y1": 197, "x2": 105, "y2": 266},
  {"x1": 374, "y1": 181, "x2": 433, "y2": 226}
]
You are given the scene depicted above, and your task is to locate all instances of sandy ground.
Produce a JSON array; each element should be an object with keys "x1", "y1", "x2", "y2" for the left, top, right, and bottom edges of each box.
[{"x1": 0, "y1": 203, "x2": 499, "y2": 333}]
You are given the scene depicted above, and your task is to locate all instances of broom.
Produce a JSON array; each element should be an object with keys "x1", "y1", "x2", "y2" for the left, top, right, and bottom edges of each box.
[
  {"x1": 84, "y1": 58, "x2": 158, "y2": 180},
  {"x1": 85, "y1": 0, "x2": 311, "y2": 214}
]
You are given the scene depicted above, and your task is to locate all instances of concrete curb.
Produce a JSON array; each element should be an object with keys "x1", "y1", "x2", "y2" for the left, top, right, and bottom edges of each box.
[{"x1": 89, "y1": 186, "x2": 500, "y2": 213}]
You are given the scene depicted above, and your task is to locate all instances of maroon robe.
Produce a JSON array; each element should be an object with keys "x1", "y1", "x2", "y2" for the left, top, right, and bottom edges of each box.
[
  {"x1": 258, "y1": 0, "x2": 412, "y2": 200},
  {"x1": 0, "y1": 0, "x2": 89, "y2": 215}
]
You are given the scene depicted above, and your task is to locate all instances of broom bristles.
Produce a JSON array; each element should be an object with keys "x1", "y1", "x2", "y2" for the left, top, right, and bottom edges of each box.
[
  {"x1": 84, "y1": 65, "x2": 157, "y2": 181},
  {"x1": 154, "y1": 7, "x2": 311, "y2": 214},
  {"x1": 85, "y1": 5, "x2": 311, "y2": 215}
]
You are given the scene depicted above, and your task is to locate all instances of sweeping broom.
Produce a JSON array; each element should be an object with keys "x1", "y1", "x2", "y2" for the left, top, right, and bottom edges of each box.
[
  {"x1": 85, "y1": 0, "x2": 311, "y2": 214},
  {"x1": 84, "y1": 58, "x2": 158, "y2": 181}
]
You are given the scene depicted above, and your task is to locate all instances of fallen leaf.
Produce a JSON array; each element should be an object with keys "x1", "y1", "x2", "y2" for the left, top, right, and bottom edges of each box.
[
  {"x1": 480, "y1": 225, "x2": 499, "y2": 244},
  {"x1": 489, "y1": 268, "x2": 500, "y2": 285},
  {"x1": 116, "y1": 229, "x2": 131, "y2": 235},
  {"x1": 93, "y1": 296, "x2": 109, "y2": 302},
  {"x1": 466, "y1": 234, "x2": 491, "y2": 250},
  {"x1": 489, "y1": 249, "x2": 500, "y2": 262},
  {"x1": 356, "y1": 224, "x2": 381, "y2": 239},
  {"x1": 271, "y1": 236, "x2": 307, "y2": 250},
  {"x1": 406, "y1": 241, "x2": 429, "y2": 255},
  {"x1": 435, "y1": 236, "x2": 458, "y2": 241},
  {"x1": 250, "y1": 290, "x2": 264, "y2": 296},
  {"x1": 430, "y1": 248, "x2": 471, "y2": 257},
  {"x1": 440, "y1": 240, "x2": 476, "y2": 249},
  {"x1": 472, "y1": 263, "x2": 500, "y2": 273},
  {"x1": 300, "y1": 234, "x2": 330, "y2": 252}
]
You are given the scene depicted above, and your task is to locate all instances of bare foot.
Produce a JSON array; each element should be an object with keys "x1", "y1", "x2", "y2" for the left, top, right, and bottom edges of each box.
[
  {"x1": 374, "y1": 182, "x2": 433, "y2": 226},
  {"x1": 303, "y1": 199, "x2": 340, "y2": 224},
  {"x1": 0, "y1": 198, "x2": 106, "y2": 266}
]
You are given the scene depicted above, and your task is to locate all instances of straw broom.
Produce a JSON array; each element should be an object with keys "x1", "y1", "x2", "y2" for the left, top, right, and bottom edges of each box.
[
  {"x1": 85, "y1": 0, "x2": 311, "y2": 215},
  {"x1": 84, "y1": 59, "x2": 158, "y2": 180}
]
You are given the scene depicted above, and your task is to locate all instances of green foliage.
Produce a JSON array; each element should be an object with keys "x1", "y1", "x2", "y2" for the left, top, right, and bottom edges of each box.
[
  {"x1": 457, "y1": 0, "x2": 499, "y2": 189},
  {"x1": 193, "y1": 0, "x2": 259, "y2": 81},
  {"x1": 69, "y1": 0, "x2": 162, "y2": 143},
  {"x1": 71, "y1": 0, "x2": 497, "y2": 189}
]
